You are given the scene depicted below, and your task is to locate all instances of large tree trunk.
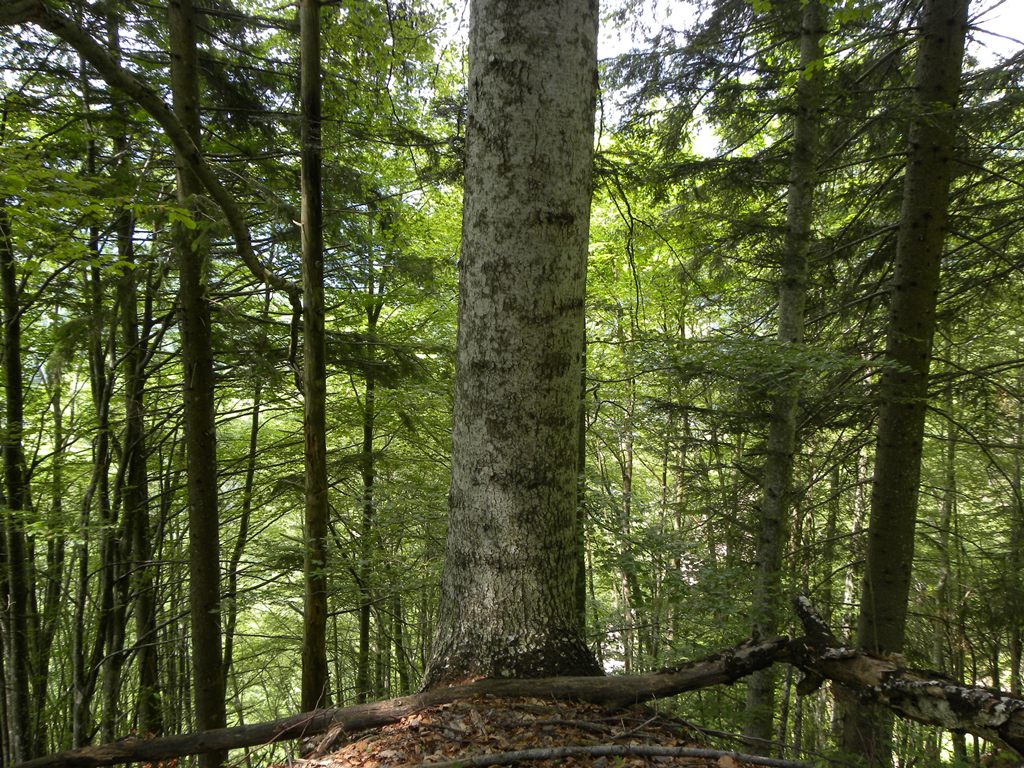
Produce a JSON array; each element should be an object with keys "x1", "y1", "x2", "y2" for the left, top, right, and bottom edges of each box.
[
  {"x1": 421, "y1": 0, "x2": 601, "y2": 687},
  {"x1": 843, "y1": 0, "x2": 970, "y2": 763},
  {"x1": 168, "y1": 0, "x2": 227, "y2": 762},
  {"x1": 299, "y1": 0, "x2": 331, "y2": 714},
  {"x1": 744, "y1": 0, "x2": 826, "y2": 747},
  {"x1": 1, "y1": 205, "x2": 32, "y2": 764}
]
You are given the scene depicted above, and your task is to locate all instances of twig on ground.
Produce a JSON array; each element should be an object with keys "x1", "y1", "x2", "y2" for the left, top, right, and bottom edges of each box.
[{"x1": 410, "y1": 743, "x2": 815, "y2": 768}]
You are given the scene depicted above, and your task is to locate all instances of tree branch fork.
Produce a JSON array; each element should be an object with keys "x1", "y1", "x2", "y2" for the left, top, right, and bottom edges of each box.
[{"x1": 18, "y1": 598, "x2": 1024, "y2": 768}]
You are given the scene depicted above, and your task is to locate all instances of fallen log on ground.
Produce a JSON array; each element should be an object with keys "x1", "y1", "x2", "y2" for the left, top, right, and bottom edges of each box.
[
  {"x1": 23, "y1": 600, "x2": 1024, "y2": 768},
  {"x1": 17, "y1": 636, "x2": 789, "y2": 768},
  {"x1": 789, "y1": 596, "x2": 1024, "y2": 756}
]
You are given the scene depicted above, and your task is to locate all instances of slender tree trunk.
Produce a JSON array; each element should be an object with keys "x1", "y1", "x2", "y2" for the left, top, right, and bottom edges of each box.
[
  {"x1": 100, "y1": 9, "x2": 162, "y2": 736},
  {"x1": 422, "y1": 0, "x2": 600, "y2": 687},
  {"x1": 391, "y1": 592, "x2": 411, "y2": 696},
  {"x1": 121, "y1": 196, "x2": 161, "y2": 737},
  {"x1": 223, "y1": 376, "x2": 261, "y2": 686},
  {"x1": 1009, "y1": 364, "x2": 1023, "y2": 697},
  {"x1": 356, "y1": 292, "x2": 380, "y2": 703},
  {"x1": 844, "y1": 1, "x2": 970, "y2": 763},
  {"x1": 931, "y1": 374, "x2": 956, "y2": 738},
  {"x1": 168, "y1": 0, "x2": 226, "y2": 761},
  {"x1": 34, "y1": 342, "x2": 66, "y2": 757},
  {"x1": 0, "y1": 205, "x2": 32, "y2": 763},
  {"x1": 299, "y1": 0, "x2": 330, "y2": 713},
  {"x1": 744, "y1": 0, "x2": 825, "y2": 748}
]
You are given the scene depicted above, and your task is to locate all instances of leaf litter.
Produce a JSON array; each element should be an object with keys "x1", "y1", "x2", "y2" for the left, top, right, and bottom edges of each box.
[{"x1": 277, "y1": 697, "x2": 793, "y2": 768}]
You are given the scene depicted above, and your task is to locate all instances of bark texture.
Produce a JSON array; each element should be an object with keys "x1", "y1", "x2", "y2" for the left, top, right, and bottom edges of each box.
[
  {"x1": 791, "y1": 597, "x2": 1024, "y2": 758},
  {"x1": 422, "y1": 0, "x2": 601, "y2": 687},
  {"x1": 745, "y1": 0, "x2": 825, "y2": 746},
  {"x1": 169, "y1": 0, "x2": 227, "y2": 762},
  {"x1": 844, "y1": 0, "x2": 969, "y2": 762},
  {"x1": 1, "y1": 205, "x2": 32, "y2": 763},
  {"x1": 299, "y1": 0, "x2": 330, "y2": 713}
]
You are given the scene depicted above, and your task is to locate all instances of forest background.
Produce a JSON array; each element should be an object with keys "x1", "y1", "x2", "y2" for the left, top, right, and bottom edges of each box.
[{"x1": 0, "y1": 0, "x2": 1023, "y2": 765}]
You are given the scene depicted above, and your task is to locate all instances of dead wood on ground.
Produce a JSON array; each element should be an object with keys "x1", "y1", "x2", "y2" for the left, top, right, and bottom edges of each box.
[
  {"x1": 790, "y1": 596, "x2": 1024, "y2": 756},
  {"x1": 21, "y1": 600, "x2": 1024, "y2": 768},
  {"x1": 16, "y1": 637, "x2": 788, "y2": 768}
]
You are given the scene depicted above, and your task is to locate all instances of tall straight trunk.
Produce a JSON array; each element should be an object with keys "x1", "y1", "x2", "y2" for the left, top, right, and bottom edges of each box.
[
  {"x1": 223, "y1": 292, "x2": 267, "y2": 691},
  {"x1": 120, "y1": 190, "x2": 161, "y2": 737},
  {"x1": 927, "y1": 394, "x2": 956, "y2": 762},
  {"x1": 844, "y1": 0, "x2": 969, "y2": 763},
  {"x1": 744, "y1": 0, "x2": 825, "y2": 749},
  {"x1": 422, "y1": 0, "x2": 600, "y2": 687},
  {"x1": 34, "y1": 342, "x2": 66, "y2": 757},
  {"x1": 103, "y1": 9, "x2": 162, "y2": 735},
  {"x1": 223, "y1": 376, "x2": 261, "y2": 685},
  {"x1": 69, "y1": 76, "x2": 111, "y2": 746},
  {"x1": 299, "y1": 0, "x2": 330, "y2": 713},
  {"x1": 0, "y1": 643, "x2": 8, "y2": 766},
  {"x1": 1009, "y1": 365, "x2": 1023, "y2": 697},
  {"x1": 391, "y1": 592, "x2": 411, "y2": 696},
  {"x1": 0, "y1": 205, "x2": 32, "y2": 763},
  {"x1": 613, "y1": 306, "x2": 644, "y2": 673},
  {"x1": 94, "y1": 255, "x2": 126, "y2": 745},
  {"x1": 356, "y1": 292, "x2": 380, "y2": 704},
  {"x1": 168, "y1": 0, "x2": 226, "y2": 760}
]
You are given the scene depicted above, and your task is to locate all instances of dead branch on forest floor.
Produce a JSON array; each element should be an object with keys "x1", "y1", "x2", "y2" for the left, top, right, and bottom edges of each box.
[
  {"x1": 402, "y1": 744, "x2": 813, "y2": 768},
  {"x1": 21, "y1": 600, "x2": 1024, "y2": 768},
  {"x1": 789, "y1": 596, "x2": 1024, "y2": 756},
  {"x1": 16, "y1": 637, "x2": 788, "y2": 768}
]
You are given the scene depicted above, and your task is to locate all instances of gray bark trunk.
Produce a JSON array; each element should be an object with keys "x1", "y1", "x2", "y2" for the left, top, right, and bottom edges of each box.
[
  {"x1": 845, "y1": 0, "x2": 970, "y2": 763},
  {"x1": 422, "y1": 0, "x2": 601, "y2": 687},
  {"x1": 744, "y1": 0, "x2": 826, "y2": 747}
]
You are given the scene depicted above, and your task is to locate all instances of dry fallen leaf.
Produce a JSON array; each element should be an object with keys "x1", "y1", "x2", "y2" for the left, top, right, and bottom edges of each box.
[{"x1": 717, "y1": 756, "x2": 739, "y2": 768}]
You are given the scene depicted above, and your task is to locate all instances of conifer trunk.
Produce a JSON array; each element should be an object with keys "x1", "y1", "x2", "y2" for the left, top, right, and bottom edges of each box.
[
  {"x1": 299, "y1": 0, "x2": 331, "y2": 713},
  {"x1": 1, "y1": 205, "x2": 32, "y2": 763},
  {"x1": 744, "y1": 0, "x2": 825, "y2": 747},
  {"x1": 356, "y1": 295, "x2": 378, "y2": 704},
  {"x1": 168, "y1": 0, "x2": 226, "y2": 761},
  {"x1": 422, "y1": 0, "x2": 601, "y2": 688},
  {"x1": 843, "y1": 0, "x2": 970, "y2": 763}
]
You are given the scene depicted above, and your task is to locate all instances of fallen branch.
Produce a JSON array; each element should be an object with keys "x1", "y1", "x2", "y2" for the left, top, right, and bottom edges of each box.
[
  {"x1": 790, "y1": 596, "x2": 1024, "y2": 756},
  {"x1": 31, "y1": 599, "x2": 1024, "y2": 768},
  {"x1": 409, "y1": 743, "x2": 814, "y2": 768},
  {"x1": 16, "y1": 636, "x2": 789, "y2": 768}
]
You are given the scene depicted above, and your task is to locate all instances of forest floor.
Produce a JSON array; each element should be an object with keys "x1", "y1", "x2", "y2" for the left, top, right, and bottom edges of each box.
[{"x1": 280, "y1": 697, "x2": 786, "y2": 768}]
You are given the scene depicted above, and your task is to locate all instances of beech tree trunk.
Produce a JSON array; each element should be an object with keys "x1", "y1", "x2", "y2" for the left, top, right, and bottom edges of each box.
[
  {"x1": 168, "y1": 0, "x2": 227, "y2": 762},
  {"x1": 422, "y1": 0, "x2": 601, "y2": 687},
  {"x1": 744, "y1": 0, "x2": 825, "y2": 747},
  {"x1": 299, "y1": 0, "x2": 331, "y2": 713},
  {"x1": 843, "y1": 0, "x2": 970, "y2": 763}
]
